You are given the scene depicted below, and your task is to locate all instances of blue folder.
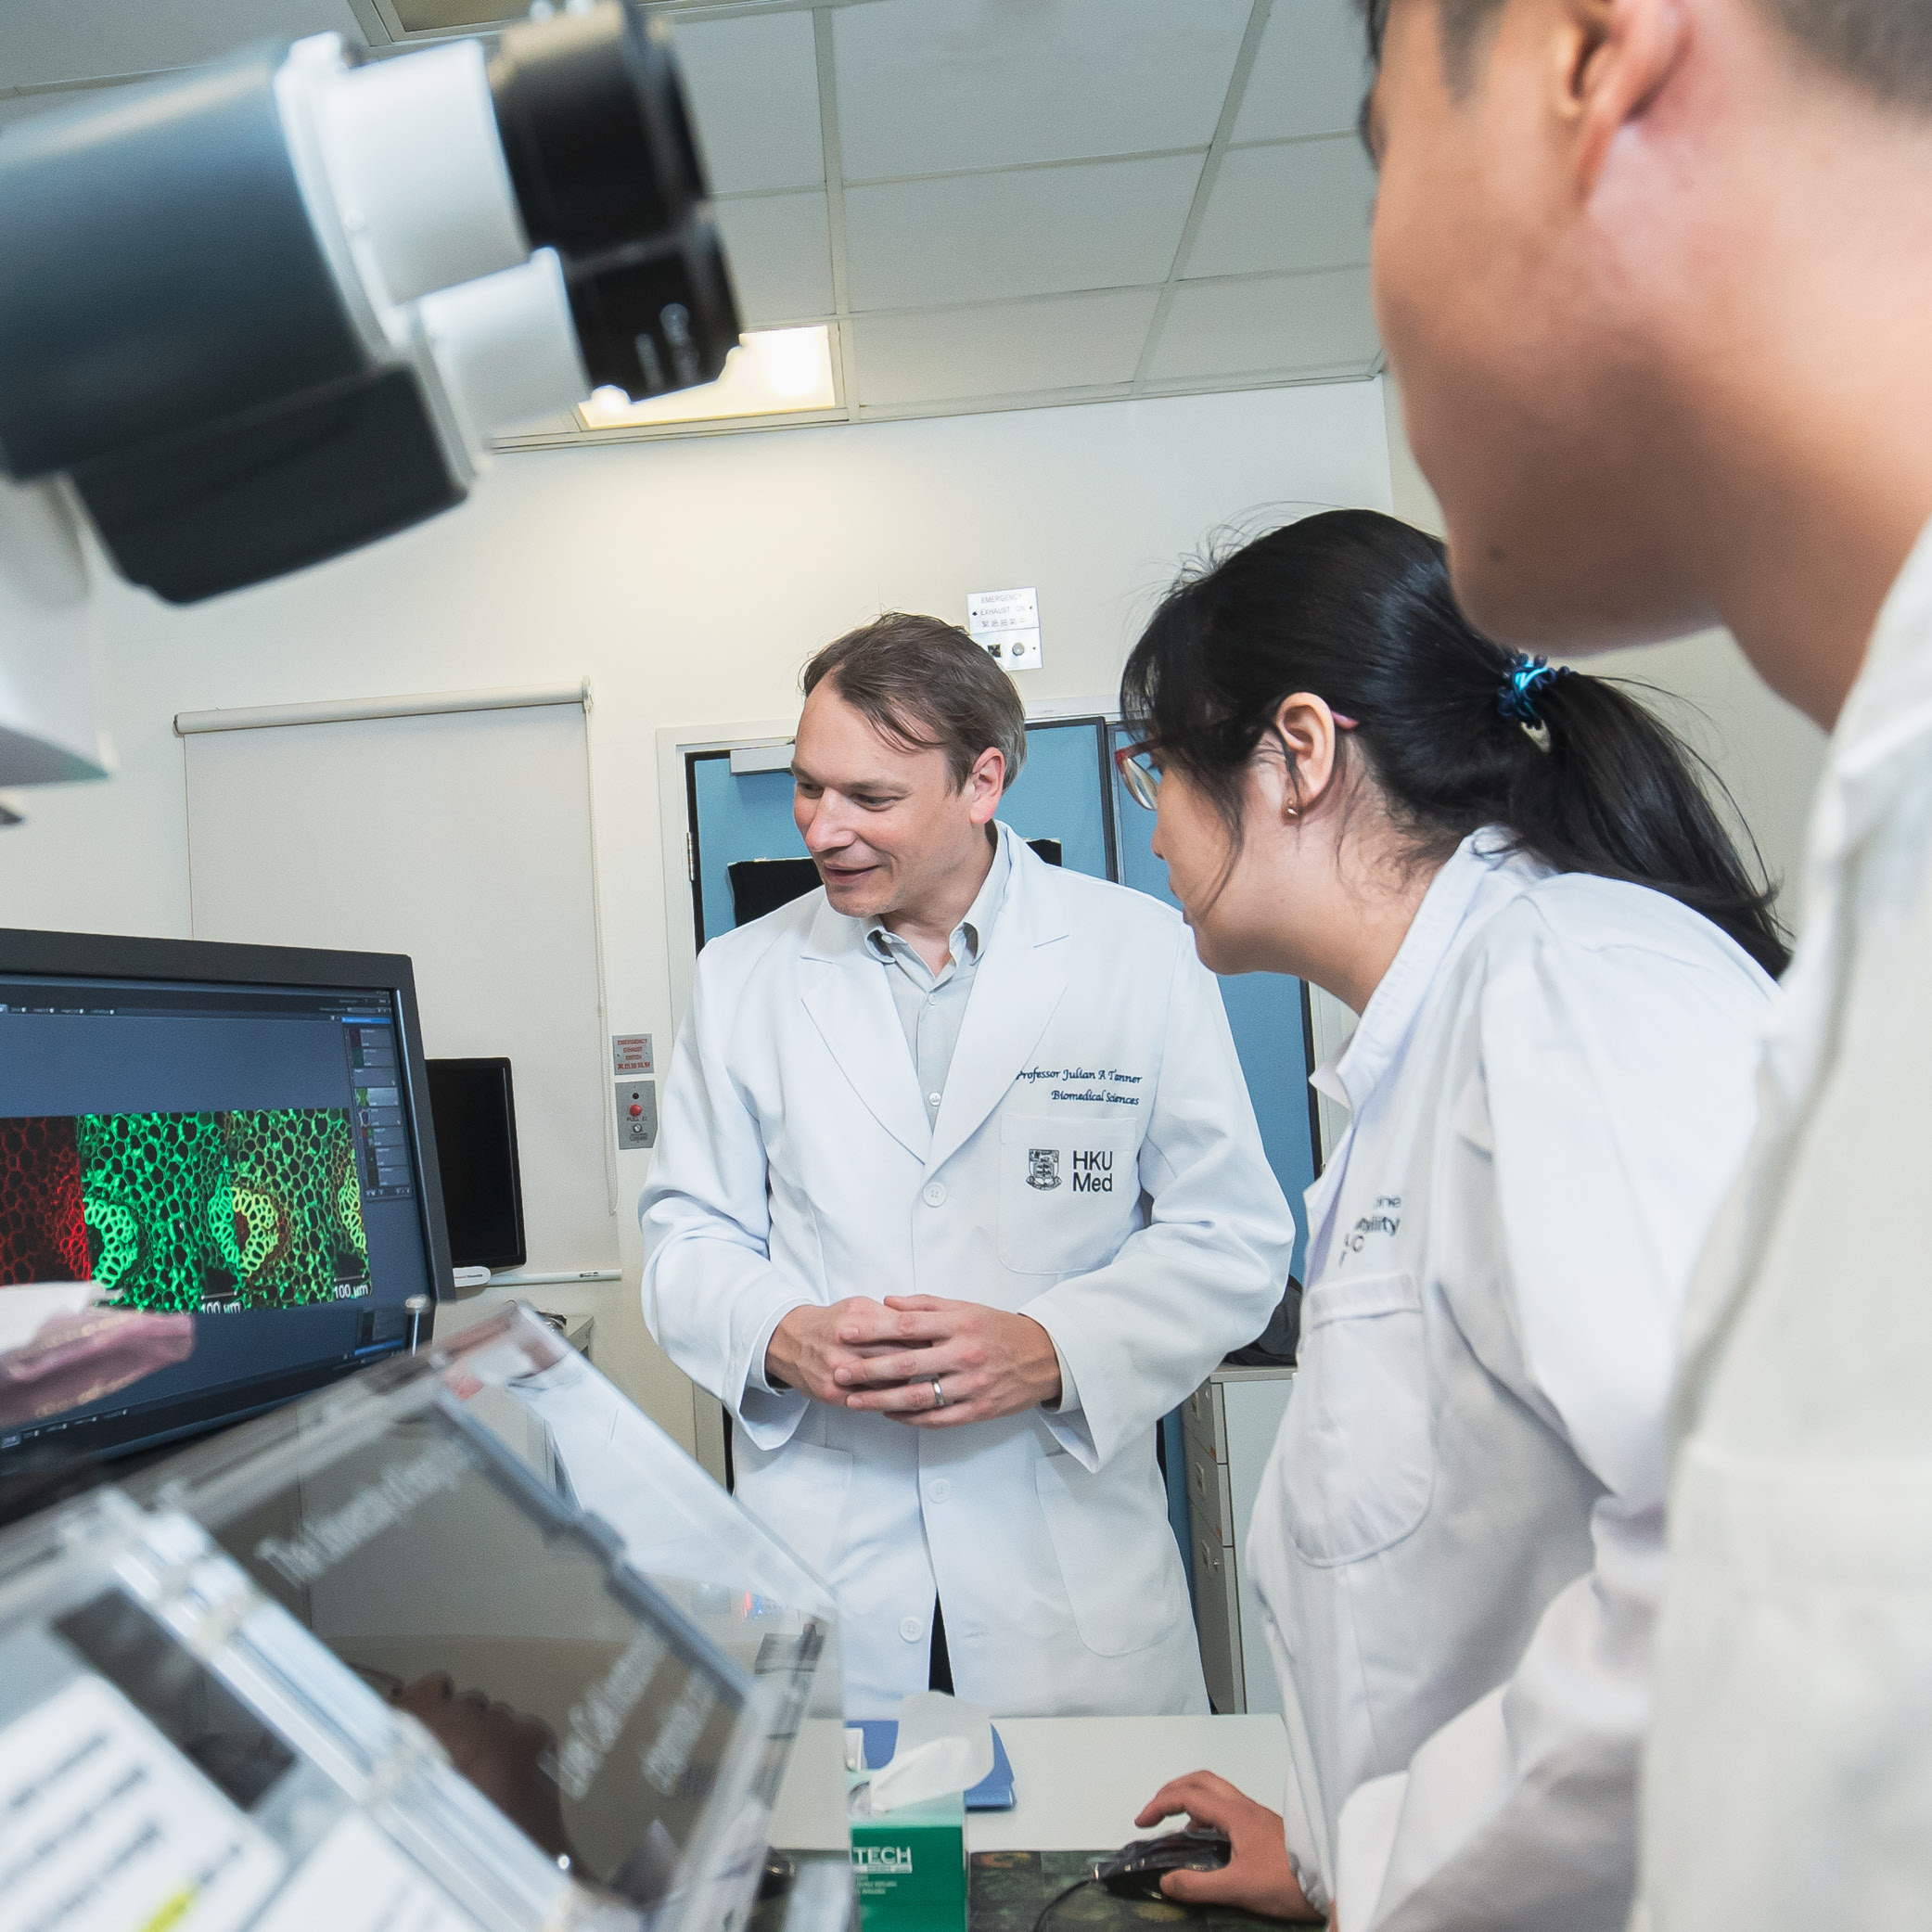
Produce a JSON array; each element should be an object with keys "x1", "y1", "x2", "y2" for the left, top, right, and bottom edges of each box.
[{"x1": 854, "y1": 1718, "x2": 1017, "y2": 1810}]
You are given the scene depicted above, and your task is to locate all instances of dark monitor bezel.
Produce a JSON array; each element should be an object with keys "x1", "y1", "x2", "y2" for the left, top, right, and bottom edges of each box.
[
  {"x1": 0, "y1": 924, "x2": 455, "y2": 1473},
  {"x1": 424, "y1": 1055, "x2": 529, "y2": 1273}
]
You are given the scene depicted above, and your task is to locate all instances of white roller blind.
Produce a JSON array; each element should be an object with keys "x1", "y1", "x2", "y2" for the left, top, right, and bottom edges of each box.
[{"x1": 182, "y1": 698, "x2": 616, "y2": 1274}]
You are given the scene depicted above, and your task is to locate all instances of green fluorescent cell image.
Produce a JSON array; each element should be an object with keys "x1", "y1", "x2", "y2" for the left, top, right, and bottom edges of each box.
[{"x1": 72, "y1": 1107, "x2": 369, "y2": 1311}]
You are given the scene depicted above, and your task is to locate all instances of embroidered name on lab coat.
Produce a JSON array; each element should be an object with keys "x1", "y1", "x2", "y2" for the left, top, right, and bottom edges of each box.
[
  {"x1": 1339, "y1": 1194, "x2": 1402, "y2": 1263},
  {"x1": 1016, "y1": 1065, "x2": 1145, "y2": 1105}
]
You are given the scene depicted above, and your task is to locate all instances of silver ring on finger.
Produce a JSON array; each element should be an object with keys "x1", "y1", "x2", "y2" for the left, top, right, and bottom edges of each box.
[{"x1": 930, "y1": 1378, "x2": 947, "y2": 1409}]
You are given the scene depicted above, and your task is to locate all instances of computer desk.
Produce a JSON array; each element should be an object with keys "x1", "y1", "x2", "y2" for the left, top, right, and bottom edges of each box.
[{"x1": 767, "y1": 1715, "x2": 1294, "y2": 1932}]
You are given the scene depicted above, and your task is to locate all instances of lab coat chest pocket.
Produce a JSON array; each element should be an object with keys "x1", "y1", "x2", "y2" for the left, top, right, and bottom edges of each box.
[
  {"x1": 997, "y1": 1114, "x2": 1139, "y2": 1275},
  {"x1": 1278, "y1": 1271, "x2": 1435, "y2": 1567}
]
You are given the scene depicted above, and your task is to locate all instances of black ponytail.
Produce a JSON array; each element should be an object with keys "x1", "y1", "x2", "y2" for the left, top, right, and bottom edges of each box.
[{"x1": 1120, "y1": 510, "x2": 1791, "y2": 979}]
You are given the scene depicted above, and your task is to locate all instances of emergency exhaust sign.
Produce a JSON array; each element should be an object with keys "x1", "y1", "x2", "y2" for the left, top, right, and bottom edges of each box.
[{"x1": 966, "y1": 587, "x2": 1042, "y2": 670}]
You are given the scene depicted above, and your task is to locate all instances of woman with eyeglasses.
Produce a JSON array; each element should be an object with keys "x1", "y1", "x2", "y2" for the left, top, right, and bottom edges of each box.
[{"x1": 1116, "y1": 511, "x2": 1785, "y2": 1932}]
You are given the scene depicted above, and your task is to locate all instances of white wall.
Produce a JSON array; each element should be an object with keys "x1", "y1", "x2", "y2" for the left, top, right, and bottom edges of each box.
[
  {"x1": 1383, "y1": 380, "x2": 1828, "y2": 923},
  {"x1": 2, "y1": 378, "x2": 1397, "y2": 1445}
]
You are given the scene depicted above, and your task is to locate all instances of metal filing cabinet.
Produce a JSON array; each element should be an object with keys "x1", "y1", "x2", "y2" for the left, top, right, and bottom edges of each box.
[{"x1": 1183, "y1": 1364, "x2": 1295, "y2": 1713}]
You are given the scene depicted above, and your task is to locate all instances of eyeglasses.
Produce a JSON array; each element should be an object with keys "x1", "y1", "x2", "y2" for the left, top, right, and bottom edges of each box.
[{"x1": 1114, "y1": 741, "x2": 1162, "y2": 812}]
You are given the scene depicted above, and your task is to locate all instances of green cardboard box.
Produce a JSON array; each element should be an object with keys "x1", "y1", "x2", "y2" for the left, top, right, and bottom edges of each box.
[{"x1": 849, "y1": 1777, "x2": 967, "y2": 1932}]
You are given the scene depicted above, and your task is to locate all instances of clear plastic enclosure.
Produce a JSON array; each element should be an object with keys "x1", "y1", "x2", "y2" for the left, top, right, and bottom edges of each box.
[{"x1": 0, "y1": 1305, "x2": 848, "y2": 1932}]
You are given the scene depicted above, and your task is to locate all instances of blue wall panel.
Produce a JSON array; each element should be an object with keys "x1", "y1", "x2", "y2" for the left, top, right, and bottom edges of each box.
[
  {"x1": 688, "y1": 755, "x2": 806, "y2": 947},
  {"x1": 998, "y1": 720, "x2": 1112, "y2": 879}
]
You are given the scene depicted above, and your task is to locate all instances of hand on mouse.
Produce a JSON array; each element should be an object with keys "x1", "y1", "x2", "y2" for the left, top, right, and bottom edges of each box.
[{"x1": 1134, "y1": 1770, "x2": 1323, "y2": 1921}]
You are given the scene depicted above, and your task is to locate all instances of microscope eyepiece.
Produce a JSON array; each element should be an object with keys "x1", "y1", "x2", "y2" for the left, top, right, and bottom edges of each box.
[
  {"x1": 489, "y1": 3, "x2": 739, "y2": 400},
  {"x1": 0, "y1": 0, "x2": 740, "y2": 612}
]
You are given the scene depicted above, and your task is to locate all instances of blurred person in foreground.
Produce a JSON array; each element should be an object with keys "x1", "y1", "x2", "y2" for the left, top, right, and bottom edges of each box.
[{"x1": 1356, "y1": 0, "x2": 1932, "y2": 1921}]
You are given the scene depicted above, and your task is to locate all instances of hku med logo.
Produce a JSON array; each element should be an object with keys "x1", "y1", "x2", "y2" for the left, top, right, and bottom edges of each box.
[
  {"x1": 1027, "y1": 1148, "x2": 1061, "y2": 1190},
  {"x1": 1071, "y1": 1149, "x2": 1113, "y2": 1194}
]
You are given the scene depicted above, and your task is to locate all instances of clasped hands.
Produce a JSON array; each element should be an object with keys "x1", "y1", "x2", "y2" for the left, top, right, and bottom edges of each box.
[{"x1": 765, "y1": 1295, "x2": 1060, "y2": 1427}]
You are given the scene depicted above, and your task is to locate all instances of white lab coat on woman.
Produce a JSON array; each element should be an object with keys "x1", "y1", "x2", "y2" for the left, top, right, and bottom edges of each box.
[
  {"x1": 1637, "y1": 519, "x2": 1932, "y2": 1930},
  {"x1": 1245, "y1": 832, "x2": 1773, "y2": 1932},
  {"x1": 641, "y1": 825, "x2": 1294, "y2": 1717}
]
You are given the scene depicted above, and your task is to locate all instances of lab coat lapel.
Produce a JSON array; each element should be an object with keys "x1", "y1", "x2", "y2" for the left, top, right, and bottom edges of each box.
[
  {"x1": 1300, "y1": 836, "x2": 1531, "y2": 1281},
  {"x1": 926, "y1": 839, "x2": 1070, "y2": 1176},
  {"x1": 798, "y1": 897, "x2": 931, "y2": 1164}
]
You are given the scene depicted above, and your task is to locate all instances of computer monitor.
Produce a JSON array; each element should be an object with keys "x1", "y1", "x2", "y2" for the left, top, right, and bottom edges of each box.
[
  {"x1": 0, "y1": 927, "x2": 454, "y2": 1476},
  {"x1": 424, "y1": 1056, "x2": 527, "y2": 1272}
]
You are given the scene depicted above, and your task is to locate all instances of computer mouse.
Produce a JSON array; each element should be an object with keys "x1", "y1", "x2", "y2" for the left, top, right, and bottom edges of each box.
[{"x1": 1091, "y1": 1826, "x2": 1234, "y2": 1900}]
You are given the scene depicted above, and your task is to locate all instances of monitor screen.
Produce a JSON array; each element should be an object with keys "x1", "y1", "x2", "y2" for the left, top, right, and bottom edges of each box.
[
  {"x1": 424, "y1": 1057, "x2": 527, "y2": 1273},
  {"x1": 0, "y1": 929, "x2": 452, "y2": 1478}
]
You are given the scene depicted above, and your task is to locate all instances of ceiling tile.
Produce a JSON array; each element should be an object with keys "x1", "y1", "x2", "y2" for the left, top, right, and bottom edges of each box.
[
  {"x1": 1184, "y1": 137, "x2": 1375, "y2": 279},
  {"x1": 1231, "y1": 0, "x2": 1371, "y2": 143},
  {"x1": 834, "y1": 0, "x2": 1251, "y2": 181},
  {"x1": 851, "y1": 288, "x2": 1161, "y2": 408},
  {"x1": 845, "y1": 155, "x2": 1202, "y2": 312},
  {"x1": 0, "y1": 0, "x2": 366, "y2": 88},
  {"x1": 1147, "y1": 268, "x2": 1378, "y2": 381},
  {"x1": 672, "y1": 10, "x2": 825, "y2": 197},
  {"x1": 714, "y1": 192, "x2": 835, "y2": 327}
]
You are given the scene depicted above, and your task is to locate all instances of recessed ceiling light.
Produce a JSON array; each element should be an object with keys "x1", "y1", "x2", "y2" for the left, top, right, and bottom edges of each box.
[
  {"x1": 577, "y1": 326, "x2": 838, "y2": 431},
  {"x1": 390, "y1": 0, "x2": 520, "y2": 32}
]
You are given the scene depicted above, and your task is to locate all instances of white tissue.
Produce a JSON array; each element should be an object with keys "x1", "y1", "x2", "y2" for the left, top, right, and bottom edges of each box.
[
  {"x1": 0, "y1": 1283, "x2": 101, "y2": 1351},
  {"x1": 863, "y1": 1691, "x2": 994, "y2": 1813}
]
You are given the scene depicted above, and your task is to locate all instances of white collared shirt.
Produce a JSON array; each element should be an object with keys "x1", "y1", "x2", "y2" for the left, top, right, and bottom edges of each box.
[{"x1": 864, "y1": 831, "x2": 1011, "y2": 1126}]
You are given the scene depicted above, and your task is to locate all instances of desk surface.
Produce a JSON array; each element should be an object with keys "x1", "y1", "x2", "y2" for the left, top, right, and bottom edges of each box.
[
  {"x1": 772, "y1": 1715, "x2": 1286, "y2": 1856},
  {"x1": 969, "y1": 1849, "x2": 1286, "y2": 1932},
  {"x1": 970, "y1": 1717, "x2": 1286, "y2": 1853}
]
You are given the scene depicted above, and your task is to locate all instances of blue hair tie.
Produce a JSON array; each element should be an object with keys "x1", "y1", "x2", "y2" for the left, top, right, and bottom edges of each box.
[{"x1": 1498, "y1": 652, "x2": 1569, "y2": 725}]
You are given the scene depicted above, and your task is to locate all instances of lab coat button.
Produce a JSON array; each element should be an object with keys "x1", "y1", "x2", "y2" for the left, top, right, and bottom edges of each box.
[
  {"x1": 899, "y1": 1616, "x2": 925, "y2": 1643},
  {"x1": 922, "y1": 1182, "x2": 947, "y2": 1207},
  {"x1": 928, "y1": 1478, "x2": 951, "y2": 1503}
]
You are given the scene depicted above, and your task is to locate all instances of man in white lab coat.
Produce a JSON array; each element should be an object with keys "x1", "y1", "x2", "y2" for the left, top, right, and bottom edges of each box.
[
  {"x1": 1358, "y1": 0, "x2": 1932, "y2": 1920},
  {"x1": 641, "y1": 613, "x2": 1294, "y2": 1718}
]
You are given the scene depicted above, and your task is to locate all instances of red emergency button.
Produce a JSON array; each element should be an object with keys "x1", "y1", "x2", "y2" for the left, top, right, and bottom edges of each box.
[{"x1": 629, "y1": 1102, "x2": 644, "y2": 1117}]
